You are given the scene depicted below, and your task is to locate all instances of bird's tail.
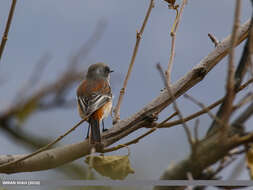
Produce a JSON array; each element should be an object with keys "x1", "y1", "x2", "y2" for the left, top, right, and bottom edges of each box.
[{"x1": 89, "y1": 117, "x2": 101, "y2": 144}]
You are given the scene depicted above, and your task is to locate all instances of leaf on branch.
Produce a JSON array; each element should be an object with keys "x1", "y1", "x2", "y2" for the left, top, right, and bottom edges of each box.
[
  {"x1": 163, "y1": 0, "x2": 179, "y2": 9},
  {"x1": 15, "y1": 99, "x2": 38, "y2": 124},
  {"x1": 246, "y1": 145, "x2": 253, "y2": 179},
  {"x1": 164, "y1": 0, "x2": 176, "y2": 5},
  {"x1": 85, "y1": 154, "x2": 135, "y2": 180}
]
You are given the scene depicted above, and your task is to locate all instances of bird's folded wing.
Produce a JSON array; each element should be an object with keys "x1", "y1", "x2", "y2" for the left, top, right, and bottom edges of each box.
[{"x1": 78, "y1": 94, "x2": 111, "y2": 117}]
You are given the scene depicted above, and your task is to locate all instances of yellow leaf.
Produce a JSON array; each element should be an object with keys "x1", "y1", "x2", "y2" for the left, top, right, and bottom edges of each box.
[
  {"x1": 246, "y1": 145, "x2": 253, "y2": 179},
  {"x1": 85, "y1": 154, "x2": 135, "y2": 180},
  {"x1": 15, "y1": 99, "x2": 38, "y2": 124}
]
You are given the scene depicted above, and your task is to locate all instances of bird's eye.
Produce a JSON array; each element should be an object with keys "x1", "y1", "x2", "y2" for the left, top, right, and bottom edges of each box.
[{"x1": 105, "y1": 66, "x2": 110, "y2": 72}]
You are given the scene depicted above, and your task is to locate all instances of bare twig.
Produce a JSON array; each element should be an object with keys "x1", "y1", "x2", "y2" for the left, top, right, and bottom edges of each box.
[
  {"x1": 103, "y1": 124, "x2": 156, "y2": 153},
  {"x1": 103, "y1": 111, "x2": 177, "y2": 153},
  {"x1": 157, "y1": 63, "x2": 194, "y2": 150},
  {"x1": 210, "y1": 156, "x2": 237, "y2": 179},
  {"x1": 184, "y1": 93, "x2": 226, "y2": 129},
  {"x1": 0, "y1": 124, "x2": 88, "y2": 179},
  {"x1": 155, "y1": 97, "x2": 253, "y2": 190},
  {"x1": 0, "y1": 0, "x2": 17, "y2": 62},
  {"x1": 0, "y1": 119, "x2": 86, "y2": 169},
  {"x1": 223, "y1": 0, "x2": 241, "y2": 129},
  {"x1": 0, "y1": 20, "x2": 250, "y2": 174},
  {"x1": 208, "y1": 15, "x2": 251, "y2": 136},
  {"x1": 0, "y1": 21, "x2": 107, "y2": 125},
  {"x1": 233, "y1": 102, "x2": 253, "y2": 125},
  {"x1": 233, "y1": 92, "x2": 253, "y2": 111},
  {"x1": 149, "y1": 78, "x2": 253, "y2": 129},
  {"x1": 208, "y1": 33, "x2": 220, "y2": 47},
  {"x1": 113, "y1": 0, "x2": 154, "y2": 124},
  {"x1": 166, "y1": 0, "x2": 187, "y2": 84}
]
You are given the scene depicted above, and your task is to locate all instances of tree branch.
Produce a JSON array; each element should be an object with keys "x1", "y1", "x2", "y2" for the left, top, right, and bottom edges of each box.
[
  {"x1": 222, "y1": 0, "x2": 242, "y2": 131},
  {"x1": 207, "y1": 13, "x2": 253, "y2": 136},
  {"x1": 157, "y1": 63, "x2": 194, "y2": 151},
  {"x1": 113, "y1": 0, "x2": 155, "y2": 124},
  {"x1": 166, "y1": 0, "x2": 187, "y2": 84},
  {"x1": 0, "y1": 0, "x2": 17, "y2": 62},
  {"x1": 0, "y1": 19, "x2": 250, "y2": 174}
]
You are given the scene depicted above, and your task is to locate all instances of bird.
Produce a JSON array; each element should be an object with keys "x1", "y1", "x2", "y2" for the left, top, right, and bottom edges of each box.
[{"x1": 76, "y1": 62, "x2": 113, "y2": 144}]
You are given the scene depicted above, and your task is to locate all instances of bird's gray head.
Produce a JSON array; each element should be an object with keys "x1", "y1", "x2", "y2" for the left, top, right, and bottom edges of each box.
[{"x1": 86, "y1": 62, "x2": 113, "y2": 80}]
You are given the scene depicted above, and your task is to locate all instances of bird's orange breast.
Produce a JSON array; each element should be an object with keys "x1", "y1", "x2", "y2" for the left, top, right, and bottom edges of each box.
[{"x1": 91, "y1": 101, "x2": 112, "y2": 121}]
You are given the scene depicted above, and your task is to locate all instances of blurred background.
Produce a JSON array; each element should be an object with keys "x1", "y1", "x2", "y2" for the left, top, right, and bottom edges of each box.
[{"x1": 0, "y1": 0, "x2": 253, "y2": 190}]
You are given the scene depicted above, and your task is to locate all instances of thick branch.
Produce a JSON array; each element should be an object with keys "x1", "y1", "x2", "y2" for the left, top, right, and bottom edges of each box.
[
  {"x1": 0, "y1": 19, "x2": 250, "y2": 174},
  {"x1": 154, "y1": 118, "x2": 250, "y2": 190}
]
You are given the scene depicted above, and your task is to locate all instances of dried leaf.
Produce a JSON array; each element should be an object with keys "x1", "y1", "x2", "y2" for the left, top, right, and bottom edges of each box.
[
  {"x1": 164, "y1": 0, "x2": 176, "y2": 5},
  {"x1": 85, "y1": 155, "x2": 135, "y2": 180},
  {"x1": 246, "y1": 145, "x2": 253, "y2": 179}
]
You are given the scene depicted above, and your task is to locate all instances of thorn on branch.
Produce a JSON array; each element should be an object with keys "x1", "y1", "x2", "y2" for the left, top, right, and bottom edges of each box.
[{"x1": 208, "y1": 33, "x2": 220, "y2": 47}]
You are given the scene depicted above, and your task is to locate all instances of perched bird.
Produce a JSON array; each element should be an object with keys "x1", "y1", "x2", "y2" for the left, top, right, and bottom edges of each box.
[{"x1": 77, "y1": 63, "x2": 113, "y2": 144}]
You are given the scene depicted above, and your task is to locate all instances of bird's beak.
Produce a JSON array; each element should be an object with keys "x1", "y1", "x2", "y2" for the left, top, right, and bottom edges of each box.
[{"x1": 110, "y1": 70, "x2": 114, "y2": 73}]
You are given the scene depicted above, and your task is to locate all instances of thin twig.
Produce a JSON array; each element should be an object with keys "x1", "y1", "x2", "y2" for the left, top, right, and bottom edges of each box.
[
  {"x1": 210, "y1": 156, "x2": 237, "y2": 179},
  {"x1": 208, "y1": 33, "x2": 220, "y2": 47},
  {"x1": 0, "y1": 119, "x2": 86, "y2": 169},
  {"x1": 208, "y1": 17, "x2": 252, "y2": 136},
  {"x1": 103, "y1": 127, "x2": 156, "y2": 153},
  {"x1": 103, "y1": 110, "x2": 177, "y2": 153},
  {"x1": 223, "y1": 0, "x2": 241, "y2": 129},
  {"x1": 233, "y1": 102, "x2": 253, "y2": 125},
  {"x1": 184, "y1": 93, "x2": 227, "y2": 129},
  {"x1": 0, "y1": 19, "x2": 250, "y2": 174},
  {"x1": 233, "y1": 92, "x2": 253, "y2": 111},
  {"x1": 149, "y1": 78, "x2": 253, "y2": 129},
  {"x1": 113, "y1": 0, "x2": 154, "y2": 124},
  {"x1": 0, "y1": 0, "x2": 17, "y2": 62},
  {"x1": 157, "y1": 63, "x2": 194, "y2": 150},
  {"x1": 166, "y1": 0, "x2": 187, "y2": 84},
  {"x1": 0, "y1": 124, "x2": 88, "y2": 179}
]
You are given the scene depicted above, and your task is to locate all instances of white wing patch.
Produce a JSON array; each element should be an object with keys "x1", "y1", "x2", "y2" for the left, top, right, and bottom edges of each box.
[{"x1": 78, "y1": 94, "x2": 112, "y2": 117}]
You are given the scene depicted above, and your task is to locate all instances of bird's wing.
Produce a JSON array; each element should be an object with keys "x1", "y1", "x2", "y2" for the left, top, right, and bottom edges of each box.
[{"x1": 77, "y1": 79, "x2": 112, "y2": 117}]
